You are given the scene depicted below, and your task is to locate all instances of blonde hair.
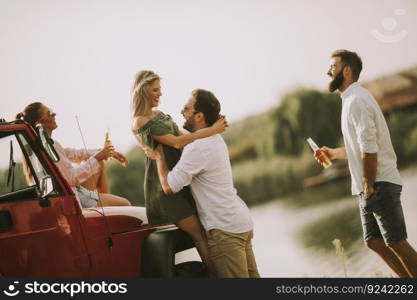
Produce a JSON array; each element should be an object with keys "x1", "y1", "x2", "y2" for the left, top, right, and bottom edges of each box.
[
  {"x1": 22, "y1": 156, "x2": 35, "y2": 185},
  {"x1": 131, "y1": 70, "x2": 161, "y2": 117}
]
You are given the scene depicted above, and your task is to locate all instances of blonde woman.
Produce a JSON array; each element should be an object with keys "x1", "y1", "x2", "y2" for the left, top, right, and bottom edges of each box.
[{"x1": 131, "y1": 70, "x2": 226, "y2": 275}]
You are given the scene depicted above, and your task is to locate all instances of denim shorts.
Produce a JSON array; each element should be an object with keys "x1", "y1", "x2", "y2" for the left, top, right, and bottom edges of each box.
[
  {"x1": 358, "y1": 181, "x2": 407, "y2": 245},
  {"x1": 76, "y1": 185, "x2": 99, "y2": 208}
]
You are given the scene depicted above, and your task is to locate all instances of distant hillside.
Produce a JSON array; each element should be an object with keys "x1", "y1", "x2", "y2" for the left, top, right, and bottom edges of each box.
[
  {"x1": 224, "y1": 88, "x2": 342, "y2": 161},
  {"x1": 223, "y1": 112, "x2": 275, "y2": 164},
  {"x1": 364, "y1": 66, "x2": 417, "y2": 112}
]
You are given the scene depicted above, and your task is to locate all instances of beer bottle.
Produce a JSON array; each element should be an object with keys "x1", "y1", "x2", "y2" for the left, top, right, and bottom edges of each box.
[
  {"x1": 104, "y1": 129, "x2": 113, "y2": 160},
  {"x1": 307, "y1": 137, "x2": 332, "y2": 168}
]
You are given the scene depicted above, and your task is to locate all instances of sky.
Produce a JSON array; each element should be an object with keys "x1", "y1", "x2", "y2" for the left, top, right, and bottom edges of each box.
[{"x1": 1, "y1": 0, "x2": 416, "y2": 157}]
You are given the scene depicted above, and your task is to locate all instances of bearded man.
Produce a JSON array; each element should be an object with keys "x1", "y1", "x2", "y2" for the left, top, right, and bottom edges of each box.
[{"x1": 314, "y1": 49, "x2": 417, "y2": 277}]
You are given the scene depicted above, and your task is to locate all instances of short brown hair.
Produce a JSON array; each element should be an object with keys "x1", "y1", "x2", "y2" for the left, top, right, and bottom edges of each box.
[
  {"x1": 332, "y1": 49, "x2": 363, "y2": 81},
  {"x1": 193, "y1": 89, "x2": 221, "y2": 126}
]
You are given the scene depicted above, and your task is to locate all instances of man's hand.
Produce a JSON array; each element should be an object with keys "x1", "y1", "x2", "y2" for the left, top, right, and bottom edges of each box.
[
  {"x1": 143, "y1": 145, "x2": 162, "y2": 161},
  {"x1": 314, "y1": 146, "x2": 346, "y2": 163},
  {"x1": 363, "y1": 182, "x2": 375, "y2": 198},
  {"x1": 112, "y1": 151, "x2": 128, "y2": 167},
  {"x1": 147, "y1": 144, "x2": 173, "y2": 195},
  {"x1": 142, "y1": 144, "x2": 173, "y2": 195},
  {"x1": 314, "y1": 146, "x2": 335, "y2": 164}
]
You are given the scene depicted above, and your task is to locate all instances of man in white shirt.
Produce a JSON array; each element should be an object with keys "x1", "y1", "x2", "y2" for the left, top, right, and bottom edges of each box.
[
  {"x1": 315, "y1": 49, "x2": 417, "y2": 277},
  {"x1": 146, "y1": 89, "x2": 259, "y2": 278}
]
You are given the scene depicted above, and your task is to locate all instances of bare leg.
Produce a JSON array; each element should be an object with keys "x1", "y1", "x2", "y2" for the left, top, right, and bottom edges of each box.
[
  {"x1": 80, "y1": 173, "x2": 100, "y2": 191},
  {"x1": 81, "y1": 161, "x2": 105, "y2": 191},
  {"x1": 176, "y1": 215, "x2": 214, "y2": 277},
  {"x1": 96, "y1": 162, "x2": 110, "y2": 193},
  {"x1": 81, "y1": 161, "x2": 110, "y2": 193},
  {"x1": 97, "y1": 193, "x2": 131, "y2": 207},
  {"x1": 78, "y1": 161, "x2": 108, "y2": 193},
  {"x1": 389, "y1": 240, "x2": 417, "y2": 278},
  {"x1": 365, "y1": 238, "x2": 410, "y2": 277}
]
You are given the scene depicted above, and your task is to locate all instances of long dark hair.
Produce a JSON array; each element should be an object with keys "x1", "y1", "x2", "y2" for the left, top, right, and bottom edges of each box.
[
  {"x1": 16, "y1": 102, "x2": 44, "y2": 184},
  {"x1": 15, "y1": 102, "x2": 43, "y2": 128}
]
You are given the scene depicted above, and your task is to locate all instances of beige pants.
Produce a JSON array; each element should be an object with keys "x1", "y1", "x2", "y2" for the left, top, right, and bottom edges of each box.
[{"x1": 207, "y1": 229, "x2": 260, "y2": 278}]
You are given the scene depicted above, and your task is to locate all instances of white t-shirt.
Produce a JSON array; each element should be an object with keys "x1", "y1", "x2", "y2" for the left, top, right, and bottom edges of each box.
[
  {"x1": 167, "y1": 134, "x2": 253, "y2": 234},
  {"x1": 340, "y1": 82, "x2": 402, "y2": 195}
]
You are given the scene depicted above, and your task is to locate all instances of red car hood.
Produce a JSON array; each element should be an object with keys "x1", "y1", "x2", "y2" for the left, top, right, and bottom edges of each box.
[{"x1": 81, "y1": 206, "x2": 148, "y2": 234}]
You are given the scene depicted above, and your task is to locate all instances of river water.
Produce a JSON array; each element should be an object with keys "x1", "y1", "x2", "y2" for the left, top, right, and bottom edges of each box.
[{"x1": 251, "y1": 167, "x2": 417, "y2": 277}]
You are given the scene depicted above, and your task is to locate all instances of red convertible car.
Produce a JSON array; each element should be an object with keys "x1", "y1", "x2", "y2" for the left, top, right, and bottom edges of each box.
[{"x1": 0, "y1": 119, "x2": 201, "y2": 278}]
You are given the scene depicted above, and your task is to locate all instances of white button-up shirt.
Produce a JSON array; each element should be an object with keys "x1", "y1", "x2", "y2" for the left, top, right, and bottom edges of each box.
[
  {"x1": 54, "y1": 140, "x2": 101, "y2": 203},
  {"x1": 167, "y1": 134, "x2": 254, "y2": 234},
  {"x1": 341, "y1": 82, "x2": 402, "y2": 195}
]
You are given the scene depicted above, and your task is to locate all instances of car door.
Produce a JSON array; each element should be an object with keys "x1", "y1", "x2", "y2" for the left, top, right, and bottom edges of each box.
[{"x1": 0, "y1": 129, "x2": 89, "y2": 277}]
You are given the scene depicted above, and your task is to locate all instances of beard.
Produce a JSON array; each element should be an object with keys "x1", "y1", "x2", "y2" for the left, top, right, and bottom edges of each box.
[
  {"x1": 328, "y1": 70, "x2": 344, "y2": 92},
  {"x1": 183, "y1": 118, "x2": 196, "y2": 132}
]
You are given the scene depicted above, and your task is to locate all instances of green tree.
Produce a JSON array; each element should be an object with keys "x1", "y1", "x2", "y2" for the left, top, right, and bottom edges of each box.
[
  {"x1": 386, "y1": 104, "x2": 417, "y2": 166},
  {"x1": 107, "y1": 148, "x2": 146, "y2": 206},
  {"x1": 272, "y1": 89, "x2": 342, "y2": 156}
]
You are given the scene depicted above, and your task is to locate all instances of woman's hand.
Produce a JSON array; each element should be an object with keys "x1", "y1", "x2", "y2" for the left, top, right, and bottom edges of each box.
[
  {"x1": 93, "y1": 145, "x2": 114, "y2": 161},
  {"x1": 211, "y1": 115, "x2": 228, "y2": 134},
  {"x1": 113, "y1": 151, "x2": 128, "y2": 167}
]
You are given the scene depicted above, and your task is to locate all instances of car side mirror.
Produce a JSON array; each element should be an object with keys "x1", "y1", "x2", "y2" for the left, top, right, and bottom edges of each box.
[{"x1": 38, "y1": 175, "x2": 53, "y2": 207}]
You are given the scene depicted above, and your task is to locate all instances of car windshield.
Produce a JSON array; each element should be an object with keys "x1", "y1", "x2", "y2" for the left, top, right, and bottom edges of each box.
[
  {"x1": 0, "y1": 134, "x2": 30, "y2": 194},
  {"x1": 37, "y1": 125, "x2": 59, "y2": 163},
  {"x1": 18, "y1": 133, "x2": 49, "y2": 186}
]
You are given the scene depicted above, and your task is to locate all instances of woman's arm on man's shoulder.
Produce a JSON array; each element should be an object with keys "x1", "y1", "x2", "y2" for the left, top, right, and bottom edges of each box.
[{"x1": 153, "y1": 117, "x2": 227, "y2": 149}]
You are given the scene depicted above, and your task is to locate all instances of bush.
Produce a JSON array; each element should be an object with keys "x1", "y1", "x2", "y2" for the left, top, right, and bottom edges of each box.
[
  {"x1": 232, "y1": 154, "x2": 316, "y2": 206},
  {"x1": 386, "y1": 105, "x2": 417, "y2": 167},
  {"x1": 0, "y1": 163, "x2": 28, "y2": 194},
  {"x1": 271, "y1": 89, "x2": 342, "y2": 156},
  {"x1": 107, "y1": 147, "x2": 146, "y2": 206}
]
